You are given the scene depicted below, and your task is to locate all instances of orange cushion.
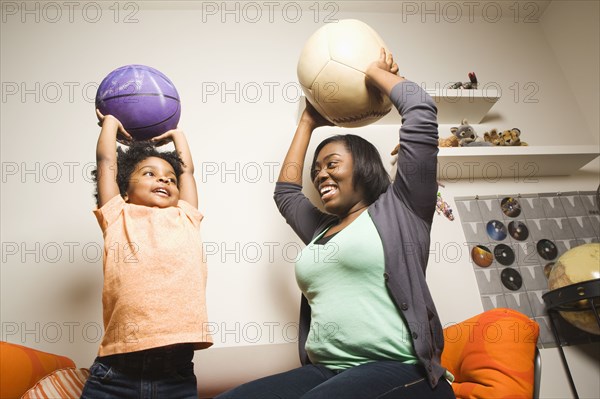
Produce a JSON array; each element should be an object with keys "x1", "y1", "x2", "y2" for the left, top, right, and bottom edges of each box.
[
  {"x1": 441, "y1": 308, "x2": 539, "y2": 399},
  {"x1": 21, "y1": 368, "x2": 89, "y2": 399},
  {"x1": 0, "y1": 341, "x2": 75, "y2": 399}
]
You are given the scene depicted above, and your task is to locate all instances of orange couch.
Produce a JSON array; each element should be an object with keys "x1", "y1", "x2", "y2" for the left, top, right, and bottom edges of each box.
[
  {"x1": 2, "y1": 308, "x2": 540, "y2": 399},
  {"x1": 441, "y1": 308, "x2": 540, "y2": 399},
  {"x1": 0, "y1": 341, "x2": 83, "y2": 399}
]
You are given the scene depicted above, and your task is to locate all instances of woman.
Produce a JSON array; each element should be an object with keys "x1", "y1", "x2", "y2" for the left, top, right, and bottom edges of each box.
[{"x1": 217, "y1": 49, "x2": 454, "y2": 399}]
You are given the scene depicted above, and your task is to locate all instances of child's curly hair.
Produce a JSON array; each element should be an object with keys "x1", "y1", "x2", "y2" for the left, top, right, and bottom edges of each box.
[{"x1": 92, "y1": 141, "x2": 184, "y2": 206}]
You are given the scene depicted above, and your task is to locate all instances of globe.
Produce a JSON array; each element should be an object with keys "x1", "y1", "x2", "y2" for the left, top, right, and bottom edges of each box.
[{"x1": 548, "y1": 243, "x2": 600, "y2": 335}]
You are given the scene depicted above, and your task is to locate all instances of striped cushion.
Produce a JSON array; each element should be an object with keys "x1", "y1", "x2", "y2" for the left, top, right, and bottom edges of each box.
[
  {"x1": 21, "y1": 368, "x2": 89, "y2": 399},
  {"x1": 0, "y1": 341, "x2": 76, "y2": 398}
]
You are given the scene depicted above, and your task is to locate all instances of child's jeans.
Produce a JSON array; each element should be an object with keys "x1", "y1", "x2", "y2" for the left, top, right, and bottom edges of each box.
[{"x1": 80, "y1": 344, "x2": 197, "y2": 399}]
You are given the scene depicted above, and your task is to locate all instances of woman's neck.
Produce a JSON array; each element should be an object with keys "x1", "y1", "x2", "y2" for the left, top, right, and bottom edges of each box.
[
  {"x1": 342, "y1": 203, "x2": 368, "y2": 220},
  {"x1": 326, "y1": 203, "x2": 369, "y2": 236}
]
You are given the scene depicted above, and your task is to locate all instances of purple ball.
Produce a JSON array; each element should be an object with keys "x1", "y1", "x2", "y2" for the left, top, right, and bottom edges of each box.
[{"x1": 95, "y1": 65, "x2": 181, "y2": 140}]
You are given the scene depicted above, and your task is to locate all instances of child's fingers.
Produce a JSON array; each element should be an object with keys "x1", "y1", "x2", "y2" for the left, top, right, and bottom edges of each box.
[
  {"x1": 117, "y1": 125, "x2": 132, "y2": 140},
  {"x1": 96, "y1": 109, "x2": 105, "y2": 126},
  {"x1": 150, "y1": 132, "x2": 170, "y2": 142},
  {"x1": 150, "y1": 132, "x2": 175, "y2": 147},
  {"x1": 116, "y1": 137, "x2": 132, "y2": 146}
]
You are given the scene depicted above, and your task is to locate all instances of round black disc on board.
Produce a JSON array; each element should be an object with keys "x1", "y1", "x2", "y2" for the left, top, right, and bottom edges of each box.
[
  {"x1": 494, "y1": 244, "x2": 515, "y2": 266},
  {"x1": 537, "y1": 239, "x2": 558, "y2": 260},
  {"x1": 501, "y1": 267, "x2": 523, "y2": 291}
]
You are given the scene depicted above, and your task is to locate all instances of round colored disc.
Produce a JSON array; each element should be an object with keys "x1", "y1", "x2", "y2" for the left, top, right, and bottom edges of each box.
[
  {"x1": 472, "y1": 245, "x2": 493, "y2": 268},
  {"x1": 508, "y1": 221, "x2": 529, "y2": 241},
  {"x1": 487, "y1": 220, "x2": 508, "y2": 241},
  {"x1": 501, "y1": 197, "x2": 522, "y2": 218}
]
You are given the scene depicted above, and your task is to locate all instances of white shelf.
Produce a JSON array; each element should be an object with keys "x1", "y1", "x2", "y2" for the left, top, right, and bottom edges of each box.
[
  {"x1": 437, "y1": 145, "x2": 599, "y2": 180},
  {"x1": 297, "y1": 88, "x2": 499, "y2": 125},
  {"x1": 296, "y1": 91, "x2": 598, "y2": 179}
]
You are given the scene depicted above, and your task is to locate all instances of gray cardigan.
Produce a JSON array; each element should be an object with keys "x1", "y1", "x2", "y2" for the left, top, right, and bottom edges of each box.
[{"x1": 274, "y1": 80, "x2": 445, "y2": 388}]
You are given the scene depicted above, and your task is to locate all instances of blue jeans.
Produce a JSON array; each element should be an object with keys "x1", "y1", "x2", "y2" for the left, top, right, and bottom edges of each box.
[
  {"x1": 215, "y1": 361, "x2": 455, "y2": 399},
  {"x1": 80, "y1": 344, "x2": 198, "y2": 399}
]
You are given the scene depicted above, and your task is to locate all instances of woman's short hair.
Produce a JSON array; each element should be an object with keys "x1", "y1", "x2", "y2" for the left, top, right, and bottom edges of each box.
[
  {"x1": 310, "y1": 134, "x2": 390, "y2": 205},
  {"x1": 92, "y1": 141, "x2": 184, "y2": 206}
]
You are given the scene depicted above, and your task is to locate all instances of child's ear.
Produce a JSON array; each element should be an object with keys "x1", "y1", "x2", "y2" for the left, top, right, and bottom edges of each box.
[{"x1": 123, "y1": 194, "x2": 129, "y2": 202}]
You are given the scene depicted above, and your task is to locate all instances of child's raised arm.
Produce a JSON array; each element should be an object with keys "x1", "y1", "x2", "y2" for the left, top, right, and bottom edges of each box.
[
  {"x1": 151, "y1": 129, "x2": 198, "y2": 208},
  {"x1": 96, "y1": 109, "x2": 131, "y2": 208}
]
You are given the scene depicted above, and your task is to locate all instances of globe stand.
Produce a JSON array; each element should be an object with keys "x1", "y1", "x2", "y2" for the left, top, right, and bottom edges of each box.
[{"x1": 542, "y1": 278, "x2": 600, "y2": 399}]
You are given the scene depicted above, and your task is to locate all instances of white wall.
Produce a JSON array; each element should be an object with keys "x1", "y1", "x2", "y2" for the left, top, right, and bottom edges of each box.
[
  {"x1": 1, "y1": 1, "x2": 598, "y2": 398},
  {"x1": 541, "y1": 0, "x2": 600, "y2": 142}
]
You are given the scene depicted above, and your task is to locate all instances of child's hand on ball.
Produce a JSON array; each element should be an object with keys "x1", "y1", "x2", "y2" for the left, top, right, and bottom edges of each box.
[
  {"x1": 96, "y1": 109, "x2": 132, "y2": 144},
  {"x1": 150, "y1": 128, "x2": 184, "y2": 147}
]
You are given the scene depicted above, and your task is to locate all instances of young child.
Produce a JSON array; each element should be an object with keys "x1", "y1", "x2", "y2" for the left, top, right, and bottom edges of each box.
[{"x1": 81, "y1": 110, "x2": 212, "y2": 398}]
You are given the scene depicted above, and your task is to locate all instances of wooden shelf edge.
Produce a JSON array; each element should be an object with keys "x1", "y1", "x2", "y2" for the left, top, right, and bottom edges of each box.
[
  {"x1": 437, "y1": 145, "x2": 600, "y2": 180},
  {"x1": 296, "y1": 88, "x2": 500, "y2": 125}
]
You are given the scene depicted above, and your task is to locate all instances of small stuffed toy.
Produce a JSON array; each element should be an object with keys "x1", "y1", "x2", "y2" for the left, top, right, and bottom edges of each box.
[
  {"x1": 483, "y1": 129, "x2": 502, "y2": 145},
  {"x1": 450, "y1": 72, "x2": 478, "y2": 89},
  {"x1": 438, "y1": 135, "x2": 459, "y2": 147},
  {"x1": 501, "y1": 128, "x2": 528, "y2": 146},
  {"x1": 484, "y1": 128, "x2": 528, "y2": 146},
  {"x1": 450, "y1": 119, "x2": 492, "y2": 147}
]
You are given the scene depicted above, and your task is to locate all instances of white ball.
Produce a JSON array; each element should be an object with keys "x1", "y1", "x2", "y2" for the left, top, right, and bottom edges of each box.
[{"x1": 297, "y1": 19, "x2": 393, "y2": 128}]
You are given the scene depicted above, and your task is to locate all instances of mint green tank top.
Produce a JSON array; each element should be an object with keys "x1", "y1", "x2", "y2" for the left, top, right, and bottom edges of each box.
[{"x1": 295, "y1": 211, "x2": 419, "y2": 370}]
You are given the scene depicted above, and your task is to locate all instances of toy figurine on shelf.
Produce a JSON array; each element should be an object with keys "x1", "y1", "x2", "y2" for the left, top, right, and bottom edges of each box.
[
  {"x1": 484, "y1": 128, "x2": 529, "y2": 146},
  {"x1": 436, "y1": 183, "x2": 455, "y2": 221},
  {"x1": 439, "y1": 119, "x2": 493, "y2": 147},
  {"x1": 450, "y1": 72, "x2": 478, "y2": 89}
]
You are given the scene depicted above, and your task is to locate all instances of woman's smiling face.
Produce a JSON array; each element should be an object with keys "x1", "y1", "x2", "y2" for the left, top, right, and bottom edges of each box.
[{"x1": 312, "y1": 141, "x2": 366, "y2": 216}]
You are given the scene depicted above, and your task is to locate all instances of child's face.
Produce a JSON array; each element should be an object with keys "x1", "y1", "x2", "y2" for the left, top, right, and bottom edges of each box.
[{"x1": 125, "y1": 156, "x2": 179, "y2": 208}]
